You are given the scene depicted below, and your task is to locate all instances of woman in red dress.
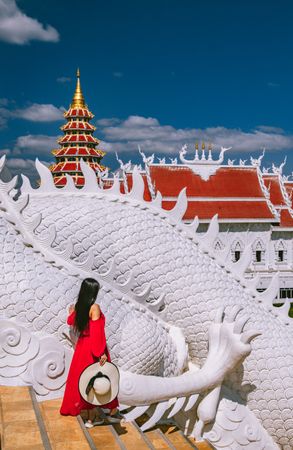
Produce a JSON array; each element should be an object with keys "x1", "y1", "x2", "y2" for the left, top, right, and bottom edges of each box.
[{"x1": 60, "y1": 278, "x2": 121, "y2": 426}]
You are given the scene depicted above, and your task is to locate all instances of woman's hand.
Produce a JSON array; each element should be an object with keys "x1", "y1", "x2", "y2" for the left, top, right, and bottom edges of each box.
[
  {"x1": 99, "y1": 354, "x2": 107, "y2": 366},
  {"x1": 68, "y1": 304, "x2": 75, "y2": 314}
]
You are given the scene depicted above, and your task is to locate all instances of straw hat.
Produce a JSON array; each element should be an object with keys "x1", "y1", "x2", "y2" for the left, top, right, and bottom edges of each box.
[{"x1": 79, "y1": 361, "x2": 119, "y2": 406}]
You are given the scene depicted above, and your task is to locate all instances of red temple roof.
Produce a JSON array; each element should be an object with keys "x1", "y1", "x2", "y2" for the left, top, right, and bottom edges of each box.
[
  {"x1": 279, "y1": 208, "x2": 293, "y2": 227},
  {"x1": 284, "y1": 182, "x2": 293, "y2": 207},
  {"x1": 61, "y1": 121, "x2": 96, "y2": 132},
  {"x1": 161, "y1": 199, "x2": 276, "y2": 221},
  {"x1": 149, "y1": 165, "x2": 265, "y2": 198},
  {"x1": 52, "y1": 147, "x2": 105, "y2": 157},
  {"x1": 54, "y1": 175, "x2": 88, "y2": 187},
  {"x1": 64, "y1": 107, "x2": 94, "y2": 119},
  {"x1": 263, "y1": 174, "x2": 288, "y2": 207},
  {"x1": 58, "y1": 134, "x2": 99, "y2": 145},
  {"x1": 150, "y1": 165, "x2": 277, "y2": 221},
  {"x1": 50, "y1": 161, "x2": 105, "y2": 173},
  {"x1": 121, "y1": 165, "x2": 278, "y2": 222}
]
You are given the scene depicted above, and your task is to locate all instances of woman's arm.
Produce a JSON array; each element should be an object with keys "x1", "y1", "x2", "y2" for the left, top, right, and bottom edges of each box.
[
  {"x1": 67, "y1": 305, "x2": 76, "y2": 326},
  {"x1": 89, "y1": 305, "x2": 107, "y2": 359},
  {"x1": 89, "y1": 304, "x2": 101, "y2": 320}
]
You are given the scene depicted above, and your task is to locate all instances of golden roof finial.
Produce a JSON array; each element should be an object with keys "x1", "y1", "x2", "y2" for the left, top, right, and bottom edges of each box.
[
  {"x1": 202, "y1": 141, "x2": 205, "y2": 150},
  {"x1": 71, "y1": 68, "x2": 86, "y2": 108}
]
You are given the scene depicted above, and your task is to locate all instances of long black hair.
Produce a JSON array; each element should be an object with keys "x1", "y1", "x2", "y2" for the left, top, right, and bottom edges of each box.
[{"x1": 74, "y1": 278, "x2": 100, "y2": 332}]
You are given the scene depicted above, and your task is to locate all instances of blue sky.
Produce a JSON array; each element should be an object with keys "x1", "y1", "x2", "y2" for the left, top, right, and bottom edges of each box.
[{"x1": 1, "y1": 0, "x2": 293, "y2": 182}]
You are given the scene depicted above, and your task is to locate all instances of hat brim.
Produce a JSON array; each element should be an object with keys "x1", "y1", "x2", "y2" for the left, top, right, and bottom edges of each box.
[{"x1": 79, "y1": 361, "x2": 119, "y2": 406}]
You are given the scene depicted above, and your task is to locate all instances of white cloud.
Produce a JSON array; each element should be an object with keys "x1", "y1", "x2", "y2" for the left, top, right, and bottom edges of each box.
[
  {"x1": 14, "y1": 104, "x2": 64, "y2": 122},
  {"x1": 256, "y1": 125, "x2": 284, "y2": 134},
  {"x1": 0, "y1": 103, "x2": 64, "y2": 127},
  {"x1": 96, "y1": 117, "x2": 122, "y2": 127},
  {"x1": 0, "y1": 106, "x2": 11, "y2": 128},
  {"x1": 96, "y1": 115, "x2": 293, "y2": 155},
  {"x1": 0, "y1": 98, "x2": 9, "y2": 106},
  {"x1": 0, "y1": 148, "x2": 11, "y2": 156},
  {"x1": 2, "y1": 115, "x2": 293, "y2": 184},
  {"x1": 57, "y1": 76, "x2": 71, "y2": 83},
  {"x1": 0, "y1": 0, "x2": 59, "y2": 44},
  {"x1": 267, "y1": 82, "x2": 280, "y2": 88},
  {"x1": 5, "y1": 157, "x2": 35, "y2": 183},
  {"x1": 6, "y1": 157, "x2": 35, "y2": 169},
  {"x1": 14, "y1": 134, "x2": 59, "y2": 155},
  {"x1": 124, "y1": 116, "x2": 160, "y2": 127},
  {"x1": 5, "y1": 157, "x2": 51, "y2": 187}
]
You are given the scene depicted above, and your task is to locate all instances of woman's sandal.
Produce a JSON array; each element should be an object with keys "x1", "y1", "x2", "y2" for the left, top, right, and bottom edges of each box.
[{"x1": 84, "y1": 419, "x2": 104, "y2": 428}]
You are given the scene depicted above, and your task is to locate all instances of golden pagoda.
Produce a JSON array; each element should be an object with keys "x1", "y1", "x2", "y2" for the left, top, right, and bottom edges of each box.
[{"x1": 50, "y1": 69, "x2": 106, "y2": 187}]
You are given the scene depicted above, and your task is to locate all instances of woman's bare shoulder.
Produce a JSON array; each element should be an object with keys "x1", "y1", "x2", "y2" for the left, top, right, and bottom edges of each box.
[{"x1": 89, "y1": 303, "x2": 101, "y2": 320}]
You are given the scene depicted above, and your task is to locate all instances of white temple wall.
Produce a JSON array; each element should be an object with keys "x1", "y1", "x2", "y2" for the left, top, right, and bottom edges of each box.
[{"x1": 196, "y1": 222, "x2": 293, "y2": 296}]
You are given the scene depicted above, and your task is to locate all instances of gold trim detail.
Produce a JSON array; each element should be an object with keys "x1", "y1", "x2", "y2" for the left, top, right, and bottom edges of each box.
[{"x1": 71, "y1": 68, "x2": 86, "y2": 107}]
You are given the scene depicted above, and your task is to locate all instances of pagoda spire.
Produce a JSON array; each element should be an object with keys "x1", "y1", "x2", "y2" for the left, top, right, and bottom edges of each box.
[
  {"x1": 49, "y1": 69, "x2": 107, "y2": 188},
  {"x1": 71, "y1": 68, "x2": 86, "y2": 108}
]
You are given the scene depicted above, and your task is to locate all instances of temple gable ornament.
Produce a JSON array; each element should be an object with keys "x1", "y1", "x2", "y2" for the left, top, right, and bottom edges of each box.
[{"x1": 179, "y1": 144, "x2": 231, "y2": 180}]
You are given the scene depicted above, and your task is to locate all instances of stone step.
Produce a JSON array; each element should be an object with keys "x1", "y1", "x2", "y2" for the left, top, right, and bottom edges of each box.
[
  {"x1": 112, "y1": 419, "x2": 155, "y2": 449},
  {"x1": 0, "y1": 386, "x2": 214, "y2": 450},
  {"x1": 149, "y1": 422, "x2": 199, "y2": 450},
  {"x1": 87, "y1": 422, "x2": 123, "y2": 449},
  {"x1": 39, "y1": 397, "x2": 91, "y2": 449},
  {"x1": 151, "y1": 424, "x2": 195, "y2": 449},
  {"x1": 135, "y1": 414, "x2": 213, "y2": 450},
  {"x1": 0, "y1": 385, "x2": 51, "y2": 450},
  {"x1": 139, "y1": 426, "x2": 176, "y2": 449}
]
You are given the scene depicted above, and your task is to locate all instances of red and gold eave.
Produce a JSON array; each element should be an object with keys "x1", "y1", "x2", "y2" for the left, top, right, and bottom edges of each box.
[{"x1": 49, "y1": 69, "x2": 107, "y2": 187}]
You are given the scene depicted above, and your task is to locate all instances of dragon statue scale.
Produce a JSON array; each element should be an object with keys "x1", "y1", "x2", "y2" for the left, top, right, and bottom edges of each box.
[{"x1": 0, "y1": 156, "x2": 292, "y2": 449}]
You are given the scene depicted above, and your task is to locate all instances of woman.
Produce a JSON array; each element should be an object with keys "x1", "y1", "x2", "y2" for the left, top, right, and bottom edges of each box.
[{"x1": 60, "y1": 278, "x2": 121, "y2": 426}]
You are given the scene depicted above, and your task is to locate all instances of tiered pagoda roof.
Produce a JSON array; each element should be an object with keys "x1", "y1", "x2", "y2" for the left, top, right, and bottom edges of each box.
[{"x1": 50, "y1": 69, "x2": 106, "y2": 187}]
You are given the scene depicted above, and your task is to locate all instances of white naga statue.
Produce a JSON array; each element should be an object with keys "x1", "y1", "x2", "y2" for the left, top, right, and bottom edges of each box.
[{"x1": 0, "y1": 155, "x2": 292, "y2": 449}]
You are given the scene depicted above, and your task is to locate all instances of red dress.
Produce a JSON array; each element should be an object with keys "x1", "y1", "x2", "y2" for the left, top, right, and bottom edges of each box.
[{"x1": 60, "y1": 310, "x2": 119, "y2": 416}]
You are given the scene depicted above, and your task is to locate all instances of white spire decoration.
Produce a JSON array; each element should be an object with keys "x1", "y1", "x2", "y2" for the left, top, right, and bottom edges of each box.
[
  {"x1": 250, "y1": 148, "x2": 265, "y2": 167},
  {"x1": 138, "y1": 146, "x2": 155, "y2": 200},
  {"x1": 272, "y1": 156, "x2": 287, "y2": 175},
  {"x1": 115, "y1": 152, "x2": 130, "y2": 194}
]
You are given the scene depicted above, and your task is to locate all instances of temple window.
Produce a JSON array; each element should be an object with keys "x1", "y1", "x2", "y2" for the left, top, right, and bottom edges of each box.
[
  {"x1": 278, "y1": 250, "x2": 284, "y2": 262},
  {"x1": 253, "y1": 240, "x2": 265, "y2": 264},
  {"x1": 231, "y1": 240, "x2": 243, "y2": 263},
  {"x1": 280, "y1": 288, "x2": 293, "y2": 299},
  {"x1": 275, "y1": 241, "x2": 287, "y2": 264},
  {"x1": 235, "y1": 250, "x2": 241, "y2": 261},
  {"x1": 256, "y1": 250, "x2": 262, "y2": 263}
]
